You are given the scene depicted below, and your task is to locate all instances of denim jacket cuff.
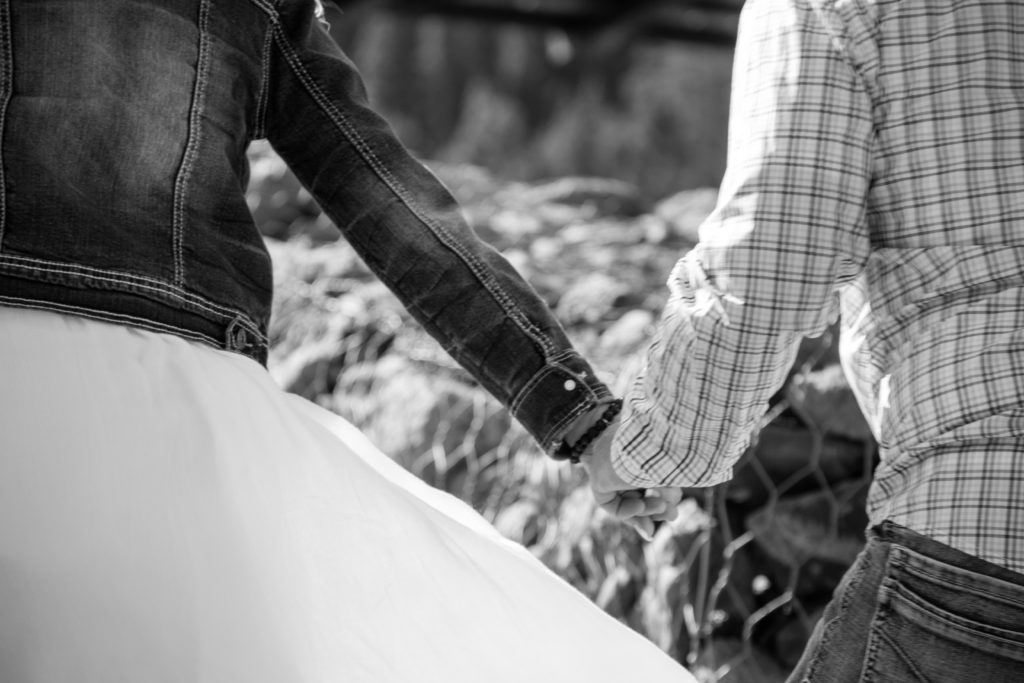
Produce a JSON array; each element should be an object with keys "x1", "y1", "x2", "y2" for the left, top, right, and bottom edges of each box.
[{"x1": 510, "y1": 351, "x2": 615, "y2": 456}]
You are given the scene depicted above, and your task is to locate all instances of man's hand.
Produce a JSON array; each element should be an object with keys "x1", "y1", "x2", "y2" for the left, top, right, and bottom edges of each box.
[
  {"x1": 590, "y1": 488, "x2": 684, "y2": 539},
  {"x1": 577, "y1": 415, "x2": 684, "y2": 539}
]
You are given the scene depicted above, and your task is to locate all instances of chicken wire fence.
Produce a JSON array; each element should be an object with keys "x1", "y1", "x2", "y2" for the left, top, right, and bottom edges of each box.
[{"x1": 271, "y1": 300, "x2": 878, "y2": 682}]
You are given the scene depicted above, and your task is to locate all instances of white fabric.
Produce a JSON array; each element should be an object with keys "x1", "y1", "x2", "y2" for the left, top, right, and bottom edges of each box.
[{"x1": 0, "y1": 306, "x2": 692, "y2": 682}]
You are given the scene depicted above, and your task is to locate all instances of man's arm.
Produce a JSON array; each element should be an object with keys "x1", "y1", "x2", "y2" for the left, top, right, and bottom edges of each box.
[{"x1": 611, "y1": 0, "x2": 874, "y2": 488}]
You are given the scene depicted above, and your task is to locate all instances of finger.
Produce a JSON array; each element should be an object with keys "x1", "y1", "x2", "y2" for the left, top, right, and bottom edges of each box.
[
  {"x1": 651, "y1": 508, "x2": 677, "y2": 523},
  {"x1": 652, "y1": 505, "x2": 679, "y2": 522},
  {"x1": 638, "y1": 495, "x2": 668, "y2": 517},
  {"x1": 614, "y1": 495, "x2": 648, "y2": 519},
  {"x1": 592, "y1": 489, "x2": 618, "y2": 508},
  {"x1": 645, "y1": 488, "x2": 683, "y2": 522},
  {"x1": 648, "y1": 496, "x2": 680, "y2": 522},
  {"x1": 595, "y1": 489, "x2": 643, "y2": 517},
  {"x1": 624, "y1": 491, "x2": 673, "y2": 519},
  {"x1": 597, "y1": 493, "x2": 648, "y2": 520},
  {"x1": 594, "y1": 489, "x2": 675, "y2": 521},
  {"x1": 652, "y1": 487, "x2": 684, "y2": 507},
  {"x1": 631, "y1": 517, "x2": 656, "y2": 541}
]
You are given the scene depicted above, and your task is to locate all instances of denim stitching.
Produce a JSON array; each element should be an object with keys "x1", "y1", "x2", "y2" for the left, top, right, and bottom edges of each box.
[
  {"x1": 254, "y1": 0, "x2": 584, "y2": 427},
  {"x1": 0, "y1": 254, "x2": 266, "y2": 340},
  {"x1": 894, "y1": 547, "x2": 1024, "y2": 610},
  {"x1": 3, "y1": 252, "x2": 196, "y2": 290},
  {"x1": 513, "y1": 350, "x2": 608, "y2": 446},
  {"x1": 253, "y1": 22, "x2": 275, "y2": 140},
  {"x1": 862, "y1": 577, "x2": 893, "y2": 682},
  {"x1": 268, "y1": 23, "x2": 557, "y2": 360},
  {"x1": 510, "y1": 368, "x2": 550, "y2": 412},
  {"x1": 510, "y1": 362, "x2": 600, "y2": 450},
  {"x1": 247, "y1": 0, "x2": 278, "y2": 17},
  {"x1": 887, "y1": 549, "x2": 1024, "y2": 645},
  {"x1": 873, "y1": 624, "x2": 929, "y2": 682},
  {"x1": 0, "y1": 253, "x2": 261, "y2": 325},
  {"x1": 172, "y1": 0, "x2": 212, "y2": 286},
  {"x1": 891, "y1": 576, "x2": 1024, "y2": 645},
  {"x1": 508, "y1": 355, "x2": 597, "y2": 415},
  {"x1": 0, "y1": 0, "x2": 11, "y2": 247},
  {"x1": 0, "y1": 256, "x2": 264, "y2": 337},
  {"x1": 246, "y1": 0, "x2": 556, "y2": 362},
  {"x1": 509, "y1": 356, "x2": 579, "y2": 412},
  {"x1": 547, "y1": 349, "x2": 579, "y2": 364},
  {"x1": 0, "y1": 295, "x2": 222, "y2": 347},
  {"x1": 860, "y1": 545, "x2": 905, "y2": 683},
  {"x1": 803, "y1": 547, "x2": 872, "y2": 681}
]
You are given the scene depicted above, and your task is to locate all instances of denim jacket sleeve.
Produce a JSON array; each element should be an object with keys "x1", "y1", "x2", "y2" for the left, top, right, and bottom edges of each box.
[{"x1": 258, "y1": 0, "x2": 613, "y2": 454}]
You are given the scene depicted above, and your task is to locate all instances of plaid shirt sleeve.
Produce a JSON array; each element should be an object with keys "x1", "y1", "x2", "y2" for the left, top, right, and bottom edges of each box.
[{"x1": 611, "y1": 0, "x2": 874, "y2": 487}]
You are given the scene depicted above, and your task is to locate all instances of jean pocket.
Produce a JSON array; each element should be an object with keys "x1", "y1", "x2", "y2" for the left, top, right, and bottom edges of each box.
[{"x1": 865, "y1": 546, "x2": 1024, "y2": 682}]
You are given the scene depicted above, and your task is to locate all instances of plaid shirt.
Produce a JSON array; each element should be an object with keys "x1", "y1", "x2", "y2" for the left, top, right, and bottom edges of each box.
[{"x1": 613, "y1": 0, "x2": 1024, "y2": 572}]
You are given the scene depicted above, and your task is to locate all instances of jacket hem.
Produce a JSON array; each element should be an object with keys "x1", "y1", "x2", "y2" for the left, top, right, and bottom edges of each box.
[{"x1": 0, "y1": 270, "x2": 268, "y2": 365}]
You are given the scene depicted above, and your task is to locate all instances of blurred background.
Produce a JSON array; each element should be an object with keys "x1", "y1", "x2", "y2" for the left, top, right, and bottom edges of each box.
[
  {"x1": 252, "y1": 2, "x2": 878, "y2": 681},
  {"x1": 325, "y1": 0, "x2": 735, "y2": 199}
]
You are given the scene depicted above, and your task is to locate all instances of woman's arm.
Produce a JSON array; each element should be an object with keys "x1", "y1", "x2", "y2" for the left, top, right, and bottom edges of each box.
[{"x1": 260, "y1": 0, "x2": 614, "y2": 454}]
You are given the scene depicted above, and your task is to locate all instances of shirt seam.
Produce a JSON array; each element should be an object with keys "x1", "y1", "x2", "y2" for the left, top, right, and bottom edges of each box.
[{"x1": 810, "y1": 0, "x2": 879, "y2": 101}]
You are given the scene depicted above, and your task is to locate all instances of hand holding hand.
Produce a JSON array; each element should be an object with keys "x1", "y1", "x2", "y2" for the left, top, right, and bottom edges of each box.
[{"x1": 577, "y1": 413, "x2": 684, "y2": 539}]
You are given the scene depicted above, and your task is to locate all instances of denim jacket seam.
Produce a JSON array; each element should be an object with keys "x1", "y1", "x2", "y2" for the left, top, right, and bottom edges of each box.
[
  {"x1": 270, "y1": 22, "x2": 560, "y2": 362},
  {"x1": 510, "y1": 365, "x2": 555, "y2": 416},
  {"x1": 0, "y1": 294, "x2": 223, "y2": 347},
  {"x1": 171, "y1": 0, "x2": 212, "y2": 287},
  {"x1": 246, "y1": 0, "x2": 279, "y2": 20},
  {"x1": 508, "y1": 352, "x2": 593, "y2": 415},
  {"x1": 547, "y1": 349, "x2": 581, "y2": 365},
  {"x1": 0, "y1": 0, "x2": 12, "y2": 248},
  {"x1": 252, "y1": 22, "x2": 275, "y2": 139},
  {"x1": 511, "y1": 364, "x2": 606, "y2": 451},
  {"x1": 3, "y1": 252, "x2": 220, "y2": 300},
  {"x1": 0, "y1": 253, "x2": 266, "y2": 340}
]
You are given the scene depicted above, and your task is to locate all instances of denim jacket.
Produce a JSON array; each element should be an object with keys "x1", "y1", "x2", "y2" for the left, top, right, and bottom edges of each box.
[{"x1": 0, "y1": 0, "x2": 612, "y2": 453}]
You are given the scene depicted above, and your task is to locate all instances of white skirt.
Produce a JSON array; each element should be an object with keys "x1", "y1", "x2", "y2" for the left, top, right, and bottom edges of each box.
[{"x1": 0, "y1": 307, "x2": 691, "y2": 683}]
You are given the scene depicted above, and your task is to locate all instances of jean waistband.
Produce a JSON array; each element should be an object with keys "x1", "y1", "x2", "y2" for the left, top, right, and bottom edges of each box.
[{"x1": 872, "y1": 520, "x2": 1024, "y2": 587}]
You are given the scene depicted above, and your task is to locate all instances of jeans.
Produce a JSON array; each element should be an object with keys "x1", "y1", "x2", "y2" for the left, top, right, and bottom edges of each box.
[{"x1": 787, "y1": 521, "x2": 1024, "y2": 682}]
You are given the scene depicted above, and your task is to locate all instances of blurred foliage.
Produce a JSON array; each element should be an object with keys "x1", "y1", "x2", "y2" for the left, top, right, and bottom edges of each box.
[{"x1": 326, "y1": 5, "x2": 732, "y2": 201}]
